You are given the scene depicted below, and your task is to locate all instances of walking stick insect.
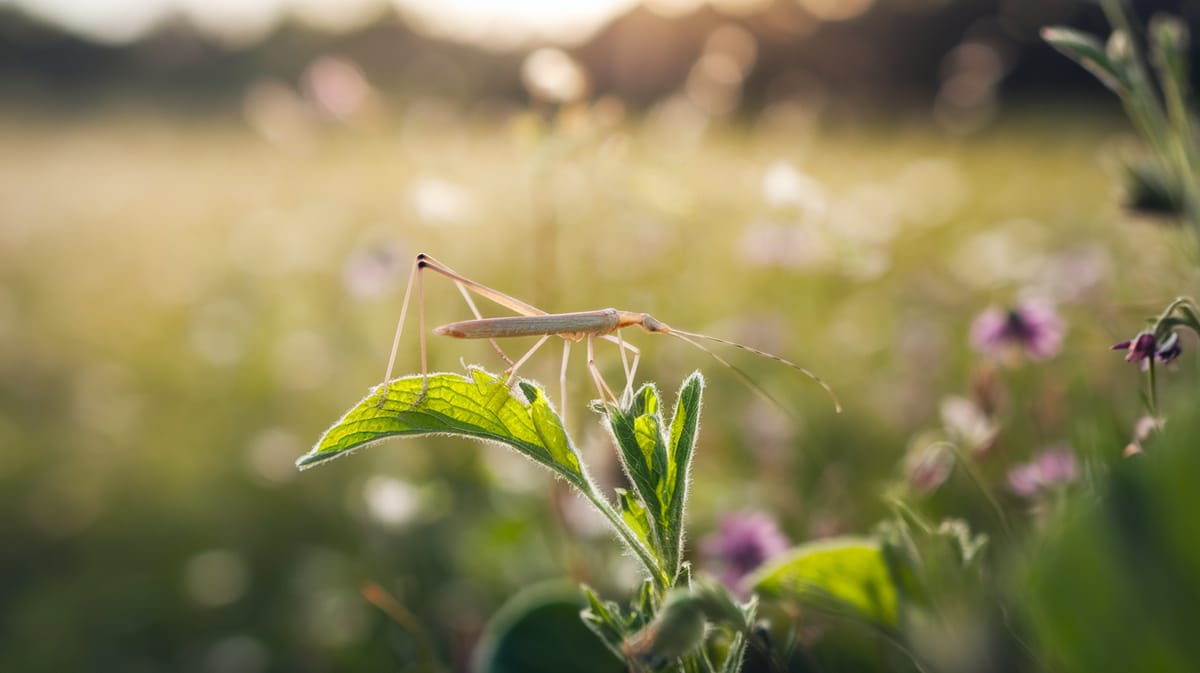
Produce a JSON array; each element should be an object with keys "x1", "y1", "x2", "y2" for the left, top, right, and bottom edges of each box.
[{"x1": 380, "y1": 253, "x2": 840, "y2": 419}]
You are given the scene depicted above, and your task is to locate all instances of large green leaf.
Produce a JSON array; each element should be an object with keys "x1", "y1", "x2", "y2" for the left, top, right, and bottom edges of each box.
[
  {"x1": 751, "y1": 537, "x2": 899, "y2": 630},
  {"x1": 297, "y1": 369, "x2": 584, "y2": 487}
]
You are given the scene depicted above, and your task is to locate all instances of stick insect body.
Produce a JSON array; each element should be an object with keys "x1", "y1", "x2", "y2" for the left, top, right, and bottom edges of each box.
[{"x1": 380, "y1": 253, "x2": 840, "y2": 419}]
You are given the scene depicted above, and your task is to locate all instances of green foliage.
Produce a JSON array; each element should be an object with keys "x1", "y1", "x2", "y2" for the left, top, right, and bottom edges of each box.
[
  {"x1": 1023, "y1": 408, "x2": 1200, "y2": 673},
  {"x1": 302, "y1": 368, "x2": 753, "y2": 670},
  {"x1": 877, "y1": 513, "x2": 989, "y2": 610},
  {"x1": 751, "y1": 537, "x2": 899, "y2": 630},
  {"x1": 1045, "y1": 3, "x2": 1200, "y2": 227}
]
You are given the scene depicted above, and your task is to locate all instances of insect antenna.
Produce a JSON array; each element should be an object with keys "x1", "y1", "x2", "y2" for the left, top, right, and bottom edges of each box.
[{"x1": 668, "y1": 329, "x2": 841, "y2": 413}]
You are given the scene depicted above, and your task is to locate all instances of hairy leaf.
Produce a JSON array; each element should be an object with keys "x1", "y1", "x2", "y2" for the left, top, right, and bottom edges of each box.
[
  {"x1": 662, "y1": 372, "x2": 704, "y2": 574},
  {"x1": 604, "y1": 373, "x2": 704, "y2": 580},
  {"x1": 297, "y1": 369, "x2": 585, "y2": 487},
  {"x1": 617, "y1": 488, "x2": 656, "y2": 555},
  {"x1": 607, "y1": 384, "x2": 669, "y2": 551}
]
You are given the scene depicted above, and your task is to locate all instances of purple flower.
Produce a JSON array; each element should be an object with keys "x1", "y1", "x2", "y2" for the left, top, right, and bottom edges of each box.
[
  {"x1": 1157, "y1": 332, "x2": 1183, "y2": 363},
  {"x1": 1008, "y1": 446, "x2": 1079, "y2": 498},
  {"x1": 701, "y1": 512, "x2": 790, "y2": 595},
  {"x1": 1112, "y1": 330, "x2": 1182, "y2": 369},
  {"x1": 970, "y1": 301, "x2": 1065, "y2": 361}
]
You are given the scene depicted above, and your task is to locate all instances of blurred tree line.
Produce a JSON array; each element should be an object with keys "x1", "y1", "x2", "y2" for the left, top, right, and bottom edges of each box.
[{"x1": 1, "y1": 0, "x2": 1196, "y2": 112}]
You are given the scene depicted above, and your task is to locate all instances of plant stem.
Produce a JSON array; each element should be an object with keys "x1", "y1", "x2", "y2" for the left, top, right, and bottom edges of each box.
[
  {"x1": 946, "y1": 442, "x2": 1017, "y2": 545},
  {"x1": 1147, "y1": 357, "x2": 1159, "y2": 417},
  {"x1": 580, "y1": 481, "x2": 670, "y2": 595}
]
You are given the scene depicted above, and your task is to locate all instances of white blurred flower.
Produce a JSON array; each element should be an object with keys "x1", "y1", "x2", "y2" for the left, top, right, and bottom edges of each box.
[
  {"x1": 761, "y1": 161, "x2": 827, "y2": 213},
  {"x1": 940, "y1": 396, "x2": 997, "y2": 453},
  {"x1": 521, "y1": 47, "x2": 588, "y2": 104},
  {"x1": 409, "y1": 177, "x2": 473, "y2": 226},
  {"x1": 363, "y1": 476, "x2": 420, "y2": 528}
]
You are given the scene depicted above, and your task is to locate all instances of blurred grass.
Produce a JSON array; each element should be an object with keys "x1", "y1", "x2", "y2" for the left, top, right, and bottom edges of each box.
[{"x1": 0, "y1": 103, "x2": 1193, "y2": 672}]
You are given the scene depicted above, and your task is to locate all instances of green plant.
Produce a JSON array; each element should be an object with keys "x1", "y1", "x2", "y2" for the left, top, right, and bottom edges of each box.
[{"x1": 298, "y1": 369, "x2": 901, "y2": 671}]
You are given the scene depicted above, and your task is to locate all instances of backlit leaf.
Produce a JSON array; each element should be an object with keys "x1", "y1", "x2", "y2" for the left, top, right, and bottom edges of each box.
[
  {"x1": 297, "y1": 369, "x2": 585, "y2": 487},
  {"x1": 751, "y1": 537, "x2": 899, "y2": 629}
]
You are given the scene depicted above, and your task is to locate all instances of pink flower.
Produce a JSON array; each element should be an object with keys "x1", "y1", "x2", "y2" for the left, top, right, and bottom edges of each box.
[
  {"x1": 701, "y1": 512, "x2": 790, "y2": 595},
  {"x1": 1112, "y1": 331, "x2": 1181, "y2": 370},
  {"x1": 1008, "y1": 446, "x2": 1078, "y2": 497},
  {"x1": 970, "y1": 301, "x2": 1065, "y2": 361}
]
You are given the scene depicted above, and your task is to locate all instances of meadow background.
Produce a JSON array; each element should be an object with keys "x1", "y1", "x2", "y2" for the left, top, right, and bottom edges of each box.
[{"x1": 2, "y1": 1, "x2": 1198, "y2": 671}]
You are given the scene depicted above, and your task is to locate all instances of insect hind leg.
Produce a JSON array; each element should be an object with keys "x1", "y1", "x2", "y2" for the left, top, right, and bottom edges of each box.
[{"x1": 587, "y1": 334, "x2": 621, "y2": 409}]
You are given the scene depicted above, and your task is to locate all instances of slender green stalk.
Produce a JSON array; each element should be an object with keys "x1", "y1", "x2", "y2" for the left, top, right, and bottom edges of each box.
[
  {"x1": 581, "y1": 483, "x2": 670, "y2": 594},
  {"x1": 944, "y1": 442, "x2": 1017, "y2": 545}
]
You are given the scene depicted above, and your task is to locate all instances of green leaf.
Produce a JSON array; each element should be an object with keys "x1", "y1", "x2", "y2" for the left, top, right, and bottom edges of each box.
[
  {"x1": 604, "y1": 373, "x2": 705, "y2": 580},
  {"x1": 581, "y1": 586, "x2": 633, "y2": 663},
  {"x1": 617, "y1": 488, "x2": 656, "y2": 554},
  {"x1": 519, "y1": 381, "x2": 580, "y2": 476},
  {"x1": 751, "y1": 537, "x2": 899, "y2": 630},
  {"x1": 606, "y1": 384, "x2": 669, "y2": 550},
  {"x1": 297, "y1": 369, "x2": 585, "y2": 487},
  {"x1": 662, "y1": 372, "x2": 704, "y2": 574},
  {"x1": 1042, "y1": 26, "x2": 1130, "y2": 93}
]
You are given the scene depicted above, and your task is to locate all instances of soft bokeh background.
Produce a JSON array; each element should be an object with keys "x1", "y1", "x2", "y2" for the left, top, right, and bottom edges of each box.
[{"x1": 2, "y1": 1, "x2": 1198, "y2": 672}]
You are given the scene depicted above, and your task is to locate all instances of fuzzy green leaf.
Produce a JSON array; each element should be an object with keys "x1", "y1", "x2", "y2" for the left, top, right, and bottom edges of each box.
[
  {"x1": 616, "y1": 488, "x2": 656, "y2": 554},
  {"x1": 661, "y1": 372, "x2": 704, "y2": 573},
  {"x1": 604, "y1": 374, "x2": 704, "y2": 580},
  {"x1": 606, "y1": 384, "x2": 669, "y2": 549},
  {"x1": 297, "y1": 369, "x2": 585, "y2": 486},
  {"x1": 751, "y1": 537, "x2": 899, "y2": 629},
  {"x1": 520, "y1": 381, "x2": 580, "y2": 476}
]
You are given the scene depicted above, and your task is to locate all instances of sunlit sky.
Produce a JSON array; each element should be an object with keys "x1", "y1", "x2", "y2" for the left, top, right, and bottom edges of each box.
[
  {"x1": 1, "y1": 0, "x2": 736, "y2": 47},
  {"x1": 1, "y1": 0, "x2": 888, "y2": 48}
]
